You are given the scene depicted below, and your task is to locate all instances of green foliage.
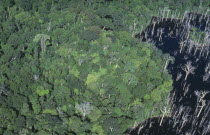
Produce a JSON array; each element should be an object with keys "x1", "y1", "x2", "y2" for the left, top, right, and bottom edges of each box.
[
  {"x1": 113, "y1": 107, "x2": 123, "y2": 117},
  {"x1": 88, "y1": 107, "x2": 102, "y2": 122},
  {"x1": 67, "y1": 116, "x2": 82, "y2": 132},
  {"x1": 2, "y1": 0, "x2": 204, "y2": 134},
  {"x1": 91, "y1": 123, "x2": 104, "y2": 135},
  {"x1": 36, "y1": 89, "x2": 50, "y2": 96},
  {"x1": 29, "y1": 95, "x2": 41, "y2": 114},
  {"x1": 43, "y1": 109, "x2": 58, "y2": 115},
  {"x1": 189, "y1": 27, "x2": 207, "y2": 44}
]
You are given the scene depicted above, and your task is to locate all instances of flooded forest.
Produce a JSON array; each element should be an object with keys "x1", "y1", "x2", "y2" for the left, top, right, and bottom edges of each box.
[
  {"x1": 129, "y1": 10, "x2": 210, "y2": 135},
  {"x1": 0, "y1": 0, "x2": 209, "y2": 135}
]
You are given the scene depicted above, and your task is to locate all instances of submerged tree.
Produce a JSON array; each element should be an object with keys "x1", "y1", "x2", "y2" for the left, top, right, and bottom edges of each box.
[
  {"x1": 179, "y1": 40, "x2": 186, "y2": 53},
  {"x1": 159, "y1": 106, "x2": 170, "y2": 126},
  {"x1": 194, "y1": 91, "x2": 209, "y2": 118},
  {"x1": 182, "y1": 61, "x2": 196, "y2": 80},
  {"x1": 163, "y1": 54, "x2": 174, "y2": 71}
]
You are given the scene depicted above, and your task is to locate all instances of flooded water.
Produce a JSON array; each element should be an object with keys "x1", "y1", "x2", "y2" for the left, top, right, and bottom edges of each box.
[{"x1": 126, "y1": 12, "x2": 210, "y2": 135}]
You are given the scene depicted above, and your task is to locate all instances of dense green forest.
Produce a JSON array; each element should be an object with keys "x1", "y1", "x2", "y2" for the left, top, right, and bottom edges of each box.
[{"x1": 0, "y1": 0, "x2": 209, "y2": 135}]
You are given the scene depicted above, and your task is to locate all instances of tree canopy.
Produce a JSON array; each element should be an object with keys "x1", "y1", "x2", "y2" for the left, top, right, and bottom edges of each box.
[{"x1": 0, "y1": 0, "x2": 209, "y2": 134}]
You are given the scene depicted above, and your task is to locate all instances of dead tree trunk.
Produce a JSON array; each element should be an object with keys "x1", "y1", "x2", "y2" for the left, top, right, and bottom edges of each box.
[{"x1": 182, "y1": 61, "x2": 196, "y2": 80}]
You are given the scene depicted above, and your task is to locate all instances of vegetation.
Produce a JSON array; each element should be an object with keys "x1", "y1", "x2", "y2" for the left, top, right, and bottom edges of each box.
[
  {"x1": 0, "y1": 0, "x2": 209, "y2": 134},
  {"x1": 189, "y1": 27, "x2": 207, "y2": 44}
]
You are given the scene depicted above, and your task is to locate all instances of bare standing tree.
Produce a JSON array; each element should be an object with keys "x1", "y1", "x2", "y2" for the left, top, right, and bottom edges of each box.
[
  {"x1": 176, "y1": 72, "x2": 182, "y2": 81},
  {"x1": 158, "y1": 28, "x2": 164, "y2": 42},
  {"x1": 194, "y1": 91, "x2": 209, "y2": 118},
  {"x1": 182, "y1": 61, "x2": 196, "y2": 80},
  {"x1": 33, "y1": 34, "x2": 50, "y2": 53},
  {"x1": 195, "y1": 91, "x2": 209, "y2": 103},
  {"x1": 183, "y1": 84, "x2": 191, "y2": 96},
  {"x1": 159, "y1": 107, "x2": 170, "y2": 126},
  {"x1": 182, "y1": 11, "x2": 188, "y2": 23},
  {"x1": 187, "y1": 41, "x2": 194, "y2": 54},
  {"x1": 179, "y1": 40, "x2": 186, "y2": 53},
  {"x1": 151, "y1": 21, "x2": 156, "y2": 36},
  {"x1": 197, "y1": 100, "x2": 206, "y2": 118},
  {"x1": 137, "y1": 125, "x2": 144, "y2": 135},
  {"x1": 163, "y1": 54, "x2": 174, "y2": 71},
  {"x1": 132, "y1": 19, "x2": 137, "y2": 37},
  {"x1": 180, "y1": 115, "x2": 188, "y2": 130}
]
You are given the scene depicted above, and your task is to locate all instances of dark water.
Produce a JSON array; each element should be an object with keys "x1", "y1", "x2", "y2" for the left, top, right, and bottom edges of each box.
[{"x1": 126, "y1": 13, "x2": 210, "y2": 135}]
